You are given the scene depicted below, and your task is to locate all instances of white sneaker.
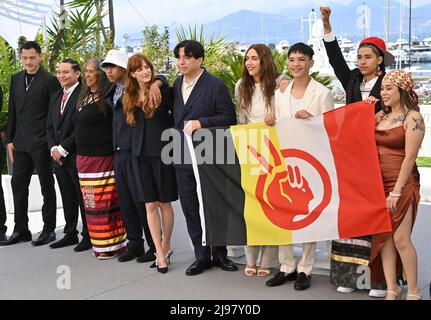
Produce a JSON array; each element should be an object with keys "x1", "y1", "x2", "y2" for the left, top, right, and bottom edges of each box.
[
  {"x1": 337, "y1": 286, "x2": 356, "y2": 293},
  {"x1": 369, "y1": 289, "x2": 387, "y2": 298}
]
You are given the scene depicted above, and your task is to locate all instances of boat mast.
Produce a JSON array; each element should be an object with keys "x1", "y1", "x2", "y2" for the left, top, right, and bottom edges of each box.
[
  {"x1": 363, "y1": 1, "x2": 366, "y2": 39},
  {"x1": 260, "y1": 12, "x2": 264, "y2": 43},
  {"x1": 387, "y1": 0, "x2": 390, "y2": 41},
  {"x1": 408, "y1": 0, "x2": 412, "y2": 69},
  {"x1": 396, "y1": 0, "x2": 404, "y2": 70}
]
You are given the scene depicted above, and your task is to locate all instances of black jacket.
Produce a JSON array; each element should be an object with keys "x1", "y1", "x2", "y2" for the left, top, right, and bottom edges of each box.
[
  {"x1": 173, "y1": 70, "x2": 237, "y2": 168},
  {"x1": 46, "y1": 83, "x2": 82, "y2": 168},
  {"x1": 7, "y1": 68, "x2": 61, "y2": 152},
  {"x1": 323, "y1": 38, "x2": 383, "y2": 114},
  {"x1": 104, "y1": 75, "x2": 170, "y2": 152},
  {"x1": 104, "y1": 83, "x2": 132, "y2": 151},
  {"x1": 132, "y1": 83, "x2": 174, "y2": 157}
]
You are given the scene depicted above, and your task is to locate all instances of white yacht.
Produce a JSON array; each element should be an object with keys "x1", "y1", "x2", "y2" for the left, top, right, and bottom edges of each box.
[
  {"x1": 235, "y1": 42, "x2": 248, "y2": 56},
  {"x1": 276, "y1": 40, "x2": 290, "y2": 53}
]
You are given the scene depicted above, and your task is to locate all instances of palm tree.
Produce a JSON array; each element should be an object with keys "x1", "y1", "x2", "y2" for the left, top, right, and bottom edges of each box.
[
  {"x1": 0, "y1": 36, "x2": 20, "y2": 129},
  {"x1": 108, "y1": 0, "x2": 115, "y2": 45},
  {"x1": 213, "y1": 53, "x2": 244, "y2": 99},
  {"x1": 46, "y1": 5, "x2": 101, "y2": 68},
  {"x1": 49, "y1": 0, "x2": 66, "y2": 71},
  {"x1": 176, "y1": 24, "x2": 234, "y2": 75},
  {"x1": 68, "y1": 0, "x2": 113, "y2": 46}
]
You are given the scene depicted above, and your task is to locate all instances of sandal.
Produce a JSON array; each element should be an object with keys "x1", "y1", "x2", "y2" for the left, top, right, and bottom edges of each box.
[
  {"x1": 97, "y1": 253, "x2": 115, "y2": 260},
  {"x1": 406, "y1": 290, "x2": 423, "y2": 300},
  {"x1": 385, "y1": 286, "x2": 402, "y2": 300},
  {"x1": 257, "y1": 268, "x2": 271, "y2": 277},
  {"x1": 244, "y1": 265, "x2": 257, "y2": 277}
]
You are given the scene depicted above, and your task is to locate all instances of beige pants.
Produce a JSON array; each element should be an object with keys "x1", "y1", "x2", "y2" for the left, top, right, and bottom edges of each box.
[
  {"x1": 279, "y1": 242, "x2": 316, "y2": 275},
  {"x1": 245, "y1": 246, "x2": 278, "y2": 268}
]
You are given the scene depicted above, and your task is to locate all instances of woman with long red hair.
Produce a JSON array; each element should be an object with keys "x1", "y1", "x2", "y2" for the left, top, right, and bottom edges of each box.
[{"x1": 123, "y1": 54, "x2": 177, "y2": 274}]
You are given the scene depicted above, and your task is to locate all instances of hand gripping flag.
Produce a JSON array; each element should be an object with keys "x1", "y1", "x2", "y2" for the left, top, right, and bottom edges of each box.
[{"x1": 186, "y1": 101, "x2": 392, "y2": 246}]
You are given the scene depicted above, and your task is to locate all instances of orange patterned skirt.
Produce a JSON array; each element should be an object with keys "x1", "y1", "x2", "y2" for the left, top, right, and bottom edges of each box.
[{"x1": 77, "y1": 155, "x2": 127, "y2": 257}]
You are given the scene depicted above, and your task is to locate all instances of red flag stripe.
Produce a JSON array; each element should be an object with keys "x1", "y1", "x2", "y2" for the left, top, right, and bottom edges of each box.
[{"x1": 323, "y1": 102, "x2": 392, "y2": 238}]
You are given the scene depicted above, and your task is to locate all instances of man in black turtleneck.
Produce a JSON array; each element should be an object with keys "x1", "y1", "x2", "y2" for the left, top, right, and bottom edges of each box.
[{"x1": 0, "y1": 41, "x2": 61, "y2": 247}]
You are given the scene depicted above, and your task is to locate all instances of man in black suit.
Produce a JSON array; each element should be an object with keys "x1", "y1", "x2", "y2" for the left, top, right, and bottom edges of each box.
[
  {"x1": 0, "y1": 41, "x2": 60, "y2": 247},
  {"x1": 0, "y1": 86, "x2": 8, "y2": 242},
  {"x1": 46, "y1": 59, "x2": 91, "y2": 251},
  {"x1": 172, "y1": 40, "x2": 238, "y2": 275},
  {"x1": 101, "y1": 50, "x2": 167, "y2": 263}
]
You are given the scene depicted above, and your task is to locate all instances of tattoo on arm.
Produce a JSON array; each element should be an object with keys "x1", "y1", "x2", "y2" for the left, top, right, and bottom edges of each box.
[{"x1": 412, "y1": 117, "x2": 425, "y2": 132}]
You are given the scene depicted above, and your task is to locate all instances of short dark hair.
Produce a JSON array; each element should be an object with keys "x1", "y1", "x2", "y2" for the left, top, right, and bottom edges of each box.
[
  {"x1": 60, "y1": 59, "x2": 82, "y2": 84},
  {"x1": 288, "y1": 42, "x2": 314, "y2": 60},
  {"x1": 174, "y1": 40, "x2": 205, "y2": 60},
  {"x1": 20, "y1": 41, "x2": 42, "y2": 54},
  {"x1": 61, "y1": 58, "x2": 81, "y2": 72}
]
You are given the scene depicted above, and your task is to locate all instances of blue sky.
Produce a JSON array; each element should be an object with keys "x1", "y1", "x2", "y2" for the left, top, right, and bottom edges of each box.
[
  {"x1": 113, "y1": 0, "x2": 431, "y2": 41},
  {"x1": 2, "y1": 0, "x2": 429, "y2": 47},
  {"x1": 114, "y1": 0, "x2": 431, "y2": 26}
]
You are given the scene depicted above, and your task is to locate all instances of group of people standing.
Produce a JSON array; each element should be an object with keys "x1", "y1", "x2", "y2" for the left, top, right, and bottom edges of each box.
[
  {"x1": 0, "y1": 6, "x2": 425, "y2": 300},
  {"x1": 0, "y1": 38, "x2": 239, "y2": 276}
]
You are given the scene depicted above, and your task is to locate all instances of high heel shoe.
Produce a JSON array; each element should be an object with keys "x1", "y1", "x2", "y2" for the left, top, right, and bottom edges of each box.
[
  {"x1": 155, "y1": 252, "x2": 168, "y2": 274},
  {"x1": 151, "y1": 250, "x2": 172, "y2": 268},
  {"x1": 157, "y1": 265, "x2": 168, "y2": 274},
  {"x1": 150, "y1": 253, "x2": 158, "y2": 268},
  {"x1": 166, "y1": 249, "x2": 173, "y2": 265}
]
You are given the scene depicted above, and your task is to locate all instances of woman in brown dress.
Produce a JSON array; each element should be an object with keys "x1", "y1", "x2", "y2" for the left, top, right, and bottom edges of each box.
[{"x1": 371, "y1": 70, "x2": 425, "y2": 300}]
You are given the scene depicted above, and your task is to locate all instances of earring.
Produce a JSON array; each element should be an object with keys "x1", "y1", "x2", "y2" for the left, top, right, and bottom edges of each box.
[{"x1": 377, "y1": 65, "x2": 383, "y2": 77}]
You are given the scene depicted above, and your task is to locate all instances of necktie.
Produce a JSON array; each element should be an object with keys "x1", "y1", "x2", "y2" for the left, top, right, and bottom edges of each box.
[{"x1": 60, "y1": 92, "x2": 69, "y2": 115}]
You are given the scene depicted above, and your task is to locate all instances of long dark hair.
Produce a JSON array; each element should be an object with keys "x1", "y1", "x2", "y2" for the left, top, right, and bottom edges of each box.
[
  {"x1": 382, "y1": 87, "x2": 420, "y2": 114},
  {"x1": 77, "y1": 58, "x2": 109, "y2": 113},
  {"x1": 346, "y1": 43, "x2": 386, "y2": 105},
  {"x1": 238, "y1": 44, "x2": 278, "y2": 114},
  {"x1": 123, "y1": 54, "x2": 156, "y2": 126}
]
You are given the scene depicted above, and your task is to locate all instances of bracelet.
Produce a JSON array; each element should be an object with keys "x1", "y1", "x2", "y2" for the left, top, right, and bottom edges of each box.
[{"x1": 389, "y1": 192, "x2": 402, "y2": 197}]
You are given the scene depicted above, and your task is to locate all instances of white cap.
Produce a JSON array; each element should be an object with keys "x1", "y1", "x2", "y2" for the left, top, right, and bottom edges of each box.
[{"x1": 100, "y1": 49, "x2": 128, "y2": 70}]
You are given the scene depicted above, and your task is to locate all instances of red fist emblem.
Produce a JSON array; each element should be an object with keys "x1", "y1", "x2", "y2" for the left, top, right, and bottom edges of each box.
[{"x1": 248, "y1": 135, "x2": 331, "y2": 230}]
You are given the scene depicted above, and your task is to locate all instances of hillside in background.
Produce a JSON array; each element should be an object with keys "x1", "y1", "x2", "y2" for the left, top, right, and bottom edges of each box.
[{"x1": 204, "y1": 0, "x2": 431, "y2": 45}]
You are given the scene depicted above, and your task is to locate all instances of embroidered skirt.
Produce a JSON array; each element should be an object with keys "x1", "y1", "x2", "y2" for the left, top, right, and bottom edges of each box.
[{"x1": 77, "y1": 155, "x2": 127, "y2": 257}]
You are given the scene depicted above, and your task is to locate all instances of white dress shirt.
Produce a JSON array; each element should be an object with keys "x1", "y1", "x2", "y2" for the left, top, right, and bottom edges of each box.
[
  {"x1": 360, "y1": 76, "x2": 378, "y2": 100},
  {"x1": 182, "y1": 69, "x2": 204, "y2": 105},
  {"x1": 323, "y1": 31, "x2": 336, "y2": 42},
  {"x1": 51, "y1": 81, "x2": 80, "y2": 158}
]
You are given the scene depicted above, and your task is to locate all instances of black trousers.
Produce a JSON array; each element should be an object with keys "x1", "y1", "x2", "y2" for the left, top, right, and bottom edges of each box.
[
  {"x1": 114, "y1": 150, "x2": 154, "y2": 251},
  {"x1": 54, "y1": 163, "x2": 88, "y2": 237},
  {"x1": 175, "y1": 167, "x2": 227, "y2": 261},
  {"x1": 11, "y1": 148, "x2": 56, "y2": 233},
  {"x1": 0, "y1": 142, "x2": 7, "y2": 234}
]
